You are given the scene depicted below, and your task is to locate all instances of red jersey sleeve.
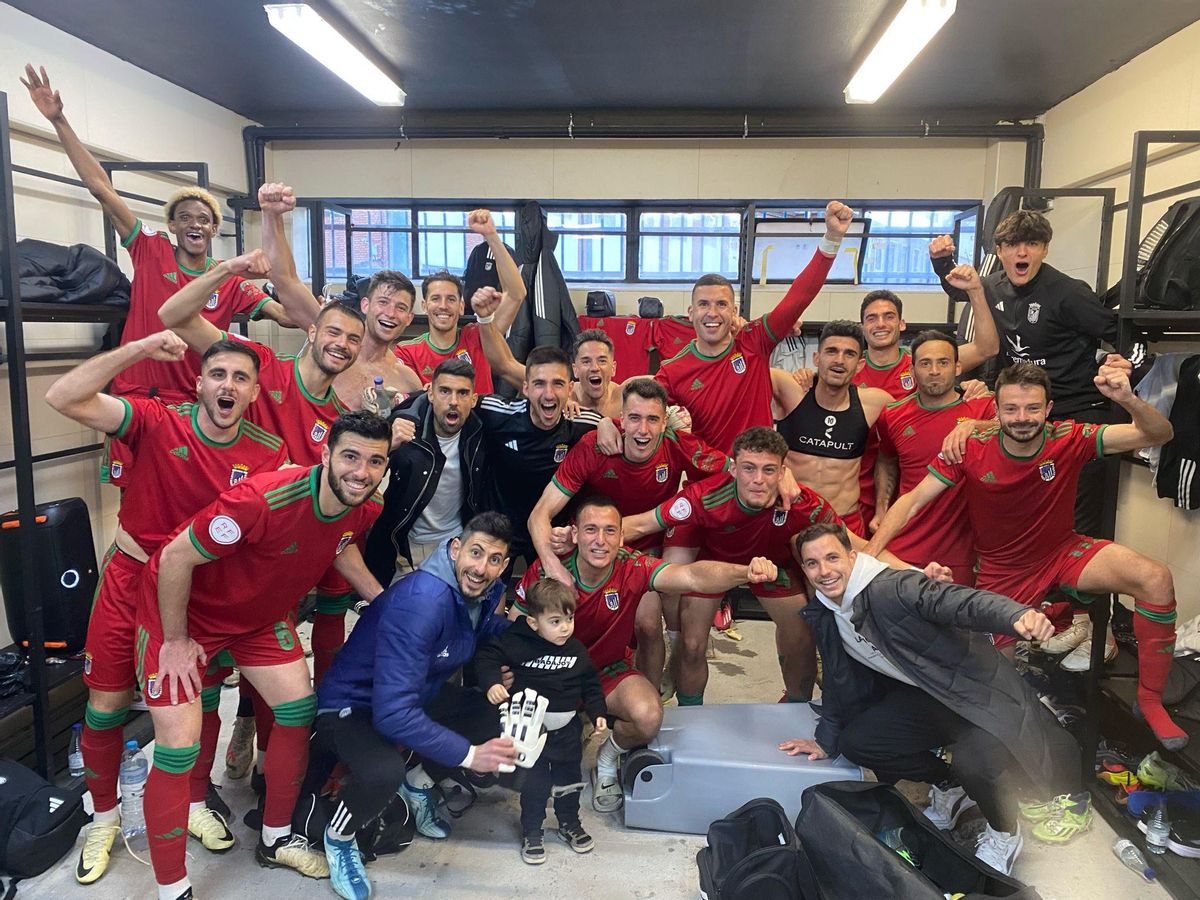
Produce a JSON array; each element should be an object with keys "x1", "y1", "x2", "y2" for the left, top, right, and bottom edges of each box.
[
  {"x1": 222, "y1": 331, "x2": 282, "y2": 385},
  {"x1": 121, "y1": 220, "x2": 172, "y2": 271},
  {"x1": 763, "y1": 249, "x2": 836, "y2": 346},
  {"x1": 223, "y1": 277, "x2": 271, "y2": 319},
  {"x1": 653, "y1": 478, "x2": 707, "y2": 530},
  {"x1": 629, "y1": 551, "x2": 670, "y2": 594},
  {"x1": 185, "y1": 484, "x2": 270, "y2": 562},
  {"x1": 551, "y1": 432, "x2": 600, "y2": 497},
  {"x1": 110, "y1": 396, "x2": 167, "y2": 446},
  {"x1": 1068, "y1": 421, "x2": 1108, "y2": 464},
  {"x1": 670, "y1": 428, "x2": 730, "y2": 479},
  {"x1": 927, "y1": 449, "x2": 964, "y2": 487},
  {"x1": 513, "y1": 559, "x2": 546, "y2": 615},
  {"x1": 394, "y1": 340, "x2": 420, "y2": 371}
]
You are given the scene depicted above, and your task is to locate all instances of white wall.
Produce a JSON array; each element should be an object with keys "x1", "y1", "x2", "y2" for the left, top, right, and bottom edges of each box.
[
  {"x1": 1040, "y1": 18, "x2": 1200, "y2": 621},
  {"x1": 269, "y1": 135, "x2": 1026, "y2": 323},
  {"x1": 0, "y1": 6, "x2": 269, "y2": 645}
]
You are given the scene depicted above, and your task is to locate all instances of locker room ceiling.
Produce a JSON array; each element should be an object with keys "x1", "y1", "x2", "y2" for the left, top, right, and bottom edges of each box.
[{"x1": 10, "y1": 0, "x2": 1200, "y2": 129}]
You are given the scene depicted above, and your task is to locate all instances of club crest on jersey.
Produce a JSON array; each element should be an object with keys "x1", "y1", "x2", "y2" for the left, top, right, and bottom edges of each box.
[
  {"x1": 773, "y1": 508, "x2": 788, "y2": 526},
  {"x1": 731, "y1": 353, "x2": 746, "y2": 375},
  {"x1": 109, "y1": 459, "x2": 124, "y2": 480},
  {"x1": 336, "y1": 531, "x2": 354, "y2": 555},
  {"x1": 455, "y1": 348, "x2": 472, "y2": 363},
  {"x1": 230, "y1": 463, "x2": 249, "y2": 486},
  {"x1": 604, "y1": 589, "x2": 620, "y2": 611},
  {"x1": 83, "y1": 652, "x2": 92, "y2": 675},
  {"x1": 625, "y1": 320, "x2": 636, "y2": 336},
  {"x1": 900, "y1": 372, "x2": 915, "y2": 391},
  {"x1": 553, "y1": 443, "x2": 569, "y2": 463},
  {"x1": 669, "y1": 497, "x2": 693, "y2": 521},
  {"x1": 1039, "y1": 459, "x2": 1056, "y2": 482},
  {"x1": 205, "y1": 291, "x2": 220, "y2": 311},
  {"x1": 655, "y1": 463, "x2": 669, "y2": 483},
  {"x1": 1027, "y1": 302, "x2": 1041, "y2": 324},
  {"x1": 311, "y1": 419, "x2": 329, "y2": 443},
  {"x1": 146, "y1": 674, "x2": 162, "y2": 700}
]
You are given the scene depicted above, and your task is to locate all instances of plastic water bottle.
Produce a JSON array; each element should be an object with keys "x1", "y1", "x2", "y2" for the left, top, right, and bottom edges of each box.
[
  {"x1": 1113, "y1": 839, "x2": 1157, "y2": 882},
  {"x1": 373, "y1": 376, "x2": 391, "y2": 413},
  {"x1": 118, "y1": 741, "x2": 148, "y2": 840},
  {"x1": 68, "y1": 723, "x2": 84, "y2": 777},
  {"x1": 1145, "y1": 803, "x2": 1170, "y2": 855}
]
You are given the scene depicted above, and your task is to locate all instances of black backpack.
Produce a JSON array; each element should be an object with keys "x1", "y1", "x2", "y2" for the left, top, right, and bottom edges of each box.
[
  {"x1": 586, "y1": 290, "x2": 616, "y2": 318},
  {"x1": 638, "y1": 295, "x2": 664, "y2": 318},
  {"x1": 0, "y1": 759, "x2": 89, "y2": 897},
  {"x1": 293, "y1": 787, "x2": 414, "y2": 861},
  {"x1": 1138, "y1": 197, "x2": 1200, "y2": 310},
  {"x1": 696, "y1": 797, "x2": 812, "y2": 900}
]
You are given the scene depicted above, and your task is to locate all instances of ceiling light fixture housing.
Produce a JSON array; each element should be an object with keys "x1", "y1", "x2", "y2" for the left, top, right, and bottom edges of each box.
[
  {"x1": 264, "y1": 2, "x2": 406, "y2": 106},
  {"x1": 844, "y1": 0, "x2": 956, "y2": 105}
]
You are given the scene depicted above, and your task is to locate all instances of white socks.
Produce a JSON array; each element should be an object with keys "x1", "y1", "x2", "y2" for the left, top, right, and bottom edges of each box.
[
  {"x1": 158, "y1": 877, "x2": 190, "y2": 900},
  {"x1": 188, "y1": 800, "x2": 204, "y2": 816},
  {"x1": 92, "y1": 806, "x2": 119, "y2": 825},
  {"x1": 261, "y1": 823, "x2": 291, "y2": 846},
  {"x1": 596, "y1": 734, "x2": 625, "y2": 780},
  {"x1": 405, "y1": 764, "x2": 435, "y2": 790}
]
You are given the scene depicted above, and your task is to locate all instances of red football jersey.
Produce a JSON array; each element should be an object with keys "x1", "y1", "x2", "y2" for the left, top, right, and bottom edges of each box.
[
  {"x1": 926, "y1": 421, "x2": 1106, "y2": 575},
  {"x1": 875, "y1": 393, "x2": 995, "y2": 570},
  {"x1": 655, "y1": 250, "x2": 833, "y2": 453},
  {"x1": 853, "y1": 347, "x2": 915, "y2": 399},
  {"x1": 653, "y1": 471, "x2": 841, "y2": 595},
  {"x1": 650, "y1": 317, "x2": 696, "y2": 359},
  {"x1": 111, "y1": 221, "x2": 269, "y2": 402},
  {"x1": 225, "y1": 332, "x2": 348, "y2": 466},
  {"x1": 138, "y1": 466, "x2": 382, "y2": 640},
  {"x1": 578, "y1": 316, "x2": 655, "y2": 381},
  {"x1": 550, "y1": 425, "x2": 729, "y2": 550},
  {"x1": 515, "y1": 548, "x2": 666, "y2": 670},
  {"x1": 113, "y1": 399, "x2": 288, "y2": 555},
  {"x1": 395, "y1": 324, "x2": 493, "y2": 394}
]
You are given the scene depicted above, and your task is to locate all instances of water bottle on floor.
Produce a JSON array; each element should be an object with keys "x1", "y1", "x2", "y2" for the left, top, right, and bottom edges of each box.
[
  {"x1": 119, "y1": 741, "x2": 148, "y2": 844},
  {"x1": 1113, "y1": 839, "x2": 1157, "y2": 882},
  {"x1": 1145, "y1": 802, "x2": 1170, "y2": 856},
  {"x1": 68, "y1": 723, "x2": 84, "y2": 777}
]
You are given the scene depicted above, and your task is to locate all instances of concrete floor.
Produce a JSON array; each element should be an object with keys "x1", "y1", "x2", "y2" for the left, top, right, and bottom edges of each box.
[{"x1": 22, "y1": 620, "x2": 1169, "y2": 899}]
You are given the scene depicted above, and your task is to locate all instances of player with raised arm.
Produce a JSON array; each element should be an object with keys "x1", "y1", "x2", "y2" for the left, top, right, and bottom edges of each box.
[
  {"x1": 394, "y1": 211, "x2": 526, "y2": 394},
  {"x1": 866, "y1": 360, "x2": 1186, "y2": 749},
  {"x1": 514, "y1": 495, "x2": 778, "y2": 812},
  {"x1": 45, "y1": 333, "x2": 288, "y2": 883},
  {"x1": 135, "y1": 412, "x2": 389, "y2": 900},
  {"x1": 654, "y1": 201, "x2": 852, "y2": 454},
  {"x1": 872, "y1": 330, "x2": 995, "y2": 585}
]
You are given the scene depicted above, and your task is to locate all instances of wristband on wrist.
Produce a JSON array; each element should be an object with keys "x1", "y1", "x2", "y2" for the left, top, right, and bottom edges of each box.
[
  {"x1": 476, "y1": 313, "x2": 495, "y2": 325},
  {"x1": 818, "y1": 235, "x2": 843, "y2": 257}
]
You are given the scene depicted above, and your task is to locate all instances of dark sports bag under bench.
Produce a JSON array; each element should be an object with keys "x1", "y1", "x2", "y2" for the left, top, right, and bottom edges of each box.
[{"x1": 0, "y1": 758, "x2": 88, "y2": 897}]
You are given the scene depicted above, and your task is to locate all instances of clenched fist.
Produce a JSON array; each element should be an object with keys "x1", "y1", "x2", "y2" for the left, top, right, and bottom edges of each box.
[
  {"x1": 467, "y1": 209, "x2": 497, "y2": 237},
  {"x1": 945, "y1": 264, "x2": 982, "y2": 292},
  {"x1": 226, "y1": 249, "x2": 271, "y2": 279},
  {"x1": 928, "y1": 235, "x2": 956, "y2": 259},
  {"x1": 825, "y1": 201, "x2": 854, "y2": 239},
  {"x1": 258, "y1": 182, "x2": 296, "y2": 216},
  {"x1": 746, "y1": 556, "x2": 778, "y2": 585}
]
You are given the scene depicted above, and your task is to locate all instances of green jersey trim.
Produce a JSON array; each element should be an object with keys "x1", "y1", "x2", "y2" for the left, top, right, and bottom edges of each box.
[
  {"x1": 187, "y1": 524, "x2": 219, "y2": 561},
  {"x1": 112, "y1": 397, "x2": 134, "y2": 439}
]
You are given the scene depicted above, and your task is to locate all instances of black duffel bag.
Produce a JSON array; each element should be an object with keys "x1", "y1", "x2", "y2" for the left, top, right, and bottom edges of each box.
[
  {"x1": 696, "y1": 797, "x2": 813, "y2": 900},
  {"x1": 0, "y1": 759, "x2": 89, "y2": 897},
  {"x1": 794, "y1": 781, "x2": 1040, "y2": 900}
]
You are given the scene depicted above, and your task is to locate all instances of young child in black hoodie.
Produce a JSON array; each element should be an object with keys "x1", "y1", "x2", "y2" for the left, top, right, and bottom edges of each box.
[{"x1": 475, "y1": 579, "x2": 607, "y2": 865}]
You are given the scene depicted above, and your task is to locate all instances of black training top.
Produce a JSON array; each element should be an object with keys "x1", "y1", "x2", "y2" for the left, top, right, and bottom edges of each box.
[
  {"x1": 475, "y1": 396, "x2": 594, "y2": 545},
  {"x1": 775, "y1": 383, "x2": 870, "y2": 460},
  {"x1": 473, "y1": 617, "x2": 608, "y2": 720},
  {"x1": 934, "y1": 258, "x2": 1116, "y2": 416}
]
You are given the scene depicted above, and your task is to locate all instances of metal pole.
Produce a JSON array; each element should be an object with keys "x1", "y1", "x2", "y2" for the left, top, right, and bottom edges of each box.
[{"x1": 0, "y1": 91, "x2": 52, "y2": 777}]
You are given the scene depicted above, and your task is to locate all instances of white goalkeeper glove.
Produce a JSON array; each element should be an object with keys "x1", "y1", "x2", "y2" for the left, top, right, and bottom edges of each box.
[{"x1": 498, "y1": 688, "x2": 550, "y2": 773}]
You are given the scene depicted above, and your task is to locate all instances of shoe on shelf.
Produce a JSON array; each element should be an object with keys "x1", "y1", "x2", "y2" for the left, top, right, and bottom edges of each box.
[
  {"x1": 1027, "y1": 795, "x2": 1093, "y2": 843},
  {"x1": 398, "y1": 779, "x2": 450, "y2": 840},
  {"x1": 75, "y1": 820, "x2": 122, "y2": 884},
  {"x1": 255, "y1": 833, "x2": 330, "y2": 879},
  {"x1": 924, "y1": 784, "x2": 978, "y2": 830},
  {"x1": 557, "y1": 820, "x2": 594, "y2": 853},
  {"x1": 975, "y1": 822, "x2": 1023, "y2": 876},
  {"x1": 1139, "y1": 752, "x2": 1200, "y2": 792},
  {"x1": 521, "y1": 830, "x2": 546, "y2": 865},
  {"x1": 325, "y1": 833, "x2": 372, "y2": 899},
  {"x1": 225, "y1": 716, "x2": 255, "y2": 780},
  {"x1": 1060, "y1": 631, "x2": 1118, "y2": 672},
  {"x1": 188, "y1": 806, "x2": 235, "y2": 852},
  {"x1": 1038, "y1": 615, "x2": 1091, "y2": 655},
  {"x1": 591, "y1": 766, "x2": 624, "y2": 813}
]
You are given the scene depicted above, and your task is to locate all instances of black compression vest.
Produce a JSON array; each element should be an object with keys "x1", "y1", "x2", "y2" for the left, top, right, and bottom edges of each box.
[{"x1": 776, "y1": 384, "x2": 870, "y2": 459}]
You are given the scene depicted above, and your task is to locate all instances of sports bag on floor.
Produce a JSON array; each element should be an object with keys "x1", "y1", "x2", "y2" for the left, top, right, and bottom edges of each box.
[
  {"x1": 696, "y1": 797, "x2": 813, "y2": 900},
  {"x1": 794, "y1": 781, "x2": 1040, "y2": 900},
  {"x1": 0, "y1": 759, "x2": 88, "y2": 897}
]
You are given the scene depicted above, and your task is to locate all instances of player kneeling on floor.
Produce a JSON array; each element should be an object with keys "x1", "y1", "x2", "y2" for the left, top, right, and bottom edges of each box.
[
  {"x1": 307, "y1": 512, "x2": 522, "y2": 899},
  {"x1": 782, "y1": 523, "x2": 1091, "y2": 877}
]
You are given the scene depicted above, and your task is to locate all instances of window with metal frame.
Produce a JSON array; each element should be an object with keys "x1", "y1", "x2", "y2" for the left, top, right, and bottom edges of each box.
[
  {"x1": 344, "y1": 208, "x2": 413, "y2": 279},
  {"x1": 417, "y1": 209, "x2": 516, "y2": 277},
  {"x1": 638, "y1": 210, "x2": 741, "y2": 281},
  {"x1": 548, "y1": 211, "x2": 627, "y2": 280},
  {"x1": 759, "y1": 206, "x2": 966, "y2": 285}
]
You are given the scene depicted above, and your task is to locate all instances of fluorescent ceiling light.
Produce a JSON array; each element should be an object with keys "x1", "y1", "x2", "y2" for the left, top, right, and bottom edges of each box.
[
  {"x1": 844, "y1": 0, "x2": 956, "y2": 104},
  {"x1": 264, "y1": 3, "x2": 405, "y2": 106}
]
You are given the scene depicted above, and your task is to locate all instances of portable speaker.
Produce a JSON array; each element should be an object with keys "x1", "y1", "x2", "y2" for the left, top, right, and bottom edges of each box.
[{"x1": 0, "y1": 498, "x2": 97, "y2": 652}]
